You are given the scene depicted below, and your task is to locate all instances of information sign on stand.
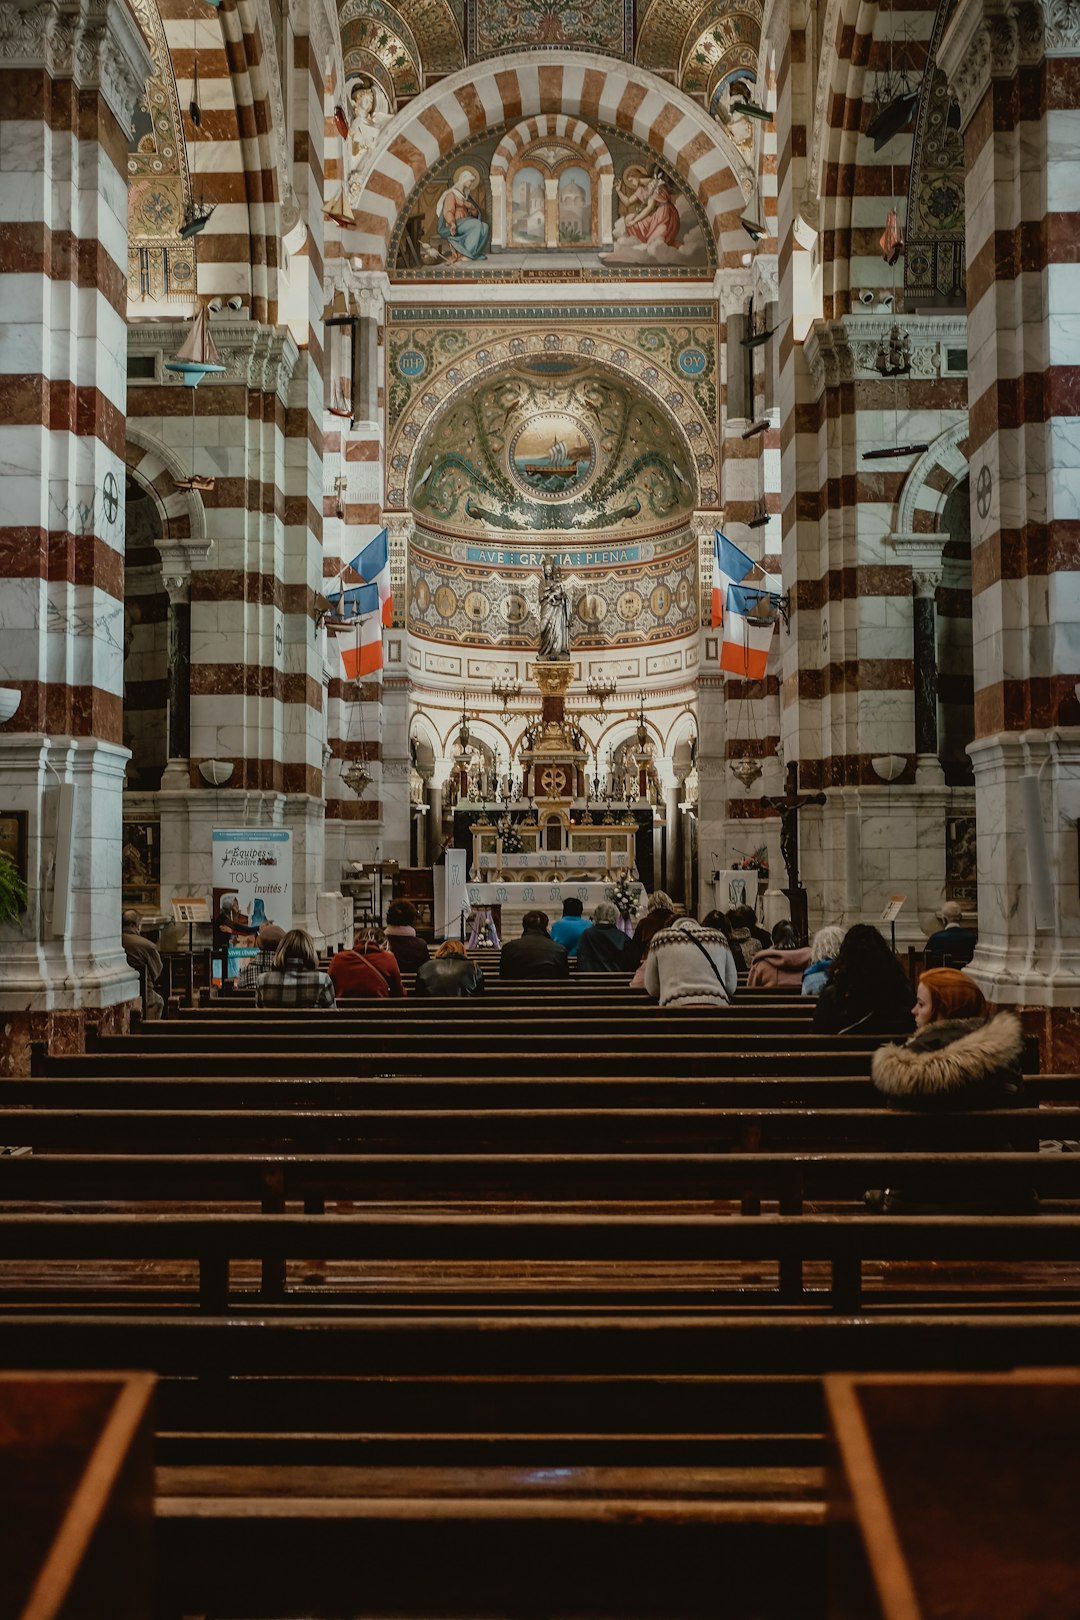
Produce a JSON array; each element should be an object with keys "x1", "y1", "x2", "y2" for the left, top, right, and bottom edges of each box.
[
  {"x1": 880, "y1": 894, "x2": 906, "y2": 953},
  {"x1": 170, "y1": 897, "x2": 212, "y2": 1007},
  {"x1": 171, "y1": 898, "x2": 210, "y2": 926}
]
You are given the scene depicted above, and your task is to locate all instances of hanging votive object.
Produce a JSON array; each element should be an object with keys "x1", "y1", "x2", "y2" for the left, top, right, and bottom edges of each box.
[
  {"x1": 874, "y1": 323, "x2": 912, "y2": 377},
  {"x1": 342, "y1": 759, "x2": 373, "y2": 797},
  {"x1": 730, "y1": 756, "x2": 764, "y2": 789},
  {"x1": 166, "y1": 306, "x2": 226, "y2": 387},
  {"x1": 880, "y1": 208, "x2": 903, "y2": 267}
]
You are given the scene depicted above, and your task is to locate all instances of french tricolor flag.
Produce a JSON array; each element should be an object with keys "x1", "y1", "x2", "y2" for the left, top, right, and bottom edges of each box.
[
  {"x1": 712, "y1": 531, "x2": 758, "y2": 628},
  {"x1": 719, "y1": 583, "x2": 775, "y2": 680},
  {"x1": 349, "y1": 528, "x2": 392, "y2": 627},
  {"x1": 338, "y1": 582, "x2": 383, "y2": 680}
]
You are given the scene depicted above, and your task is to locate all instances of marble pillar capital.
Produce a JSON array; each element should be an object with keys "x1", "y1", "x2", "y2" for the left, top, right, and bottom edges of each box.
[
  {"x1": 160, "y1": 573, "x2": 191, "y2": 605},
  {"x1": 0, "y1": 0, "x2": 153, "y2": 128},
  {"x1": 939, "y1": 0, "x2": 1061, "y2": 129},
  {"x1": 891, "y1": 531, "x2": 950, "y2": 595}
]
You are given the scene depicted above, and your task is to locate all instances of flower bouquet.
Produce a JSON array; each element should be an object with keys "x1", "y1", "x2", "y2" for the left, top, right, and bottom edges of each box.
[
  {"x1": 732, "y1": 845, "x2": 769, "y2": 883},
  {"x1": 606, "y1": 875, "x2": 640, "y2": 922}
]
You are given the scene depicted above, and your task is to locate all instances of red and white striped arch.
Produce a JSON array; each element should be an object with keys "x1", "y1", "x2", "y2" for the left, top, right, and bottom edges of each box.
[
  {"x1": 489, "y1": 114, "x2": 615, "y2": 179},
  {"x1": 349, "y1": 53, "x2": 753, "y2": 268},
  {"x1": 895, "y1": 424, "x2": 970, "y2": 539},
  {"x1": 123, "y1": 429, "x2": 208, "y2": 553}
]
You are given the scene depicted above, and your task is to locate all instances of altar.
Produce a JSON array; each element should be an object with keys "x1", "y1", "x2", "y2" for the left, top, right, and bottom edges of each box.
[{"x1": 466, "y1": 879, "x2": 643, "y2": 911}]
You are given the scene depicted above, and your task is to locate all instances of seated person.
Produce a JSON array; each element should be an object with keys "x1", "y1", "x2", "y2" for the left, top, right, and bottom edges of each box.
[
  {"x1": 499, "y1": 911, "x2": 569, "y2": 980},
  {"x1": 868, "y1": 968, "x2": 1031, "y2": 1213},
  {"x1": 415, "y1": 938, "x2": 485, "y2": 996},
  {"x1": 746, "y1": 919, "x2": 812, "y2": 988},
  {"x1": 801, "y1": 925, "x2": 845, "y2": 997},
  {"x1": 384, "y1": 900, "x2": 431, "y2": 972},
  {"x1": 235, "y1": 922, "x2": 285, "y2": 990},
  {"x1": 924, "y1": 900, "x2": 977, "y2": 969},
  {"x1": 256, "y1": 928, "x2": 336, "y2": 1009},
  {"x1": 575, "y1": 901, "x2": 629, "y2": 972},
  {"x1": 328, "y1": 925, "x2": 405, "y2": 999},
  {"x1": 622, "y1": 890, "x2": 675, "y2": 972},
  {"x1": 550, "y1": 897, "x2": 590, "y2": 958},
  {"x1": 812, "y1": 924, "x2": 914, "y2": 1036},
  {"x1": 644, "y1": 915, "x2": 737, "y2": 1008},
  {"x1": 726, "y1": 904, "x2": 771, "y2": 974},
  {"x1": 121, "y1": 909, "x2": 164, "y2": 1020}
]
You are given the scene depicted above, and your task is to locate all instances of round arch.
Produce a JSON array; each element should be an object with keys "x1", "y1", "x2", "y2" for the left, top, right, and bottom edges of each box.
[
  {"x1": 490, "y1": 114, "x2": 614, "y2": 180},
  {"x1": 349, "y1": 51, "x2": 753, "y2": 271},
  {"x1": 123, "y1": 428, "x2": 208, "y2": 556},
  {"x1": 895, "y1": 422, "x2": 970, "y2": 536},
  {"x1": 389, "y1": 334, "x2": 714, "y2": 516}
]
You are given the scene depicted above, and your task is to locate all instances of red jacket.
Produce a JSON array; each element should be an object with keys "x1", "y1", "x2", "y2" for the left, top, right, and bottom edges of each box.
[{"x1": 327, "y1": 947, "x2": 405, "y2": 998}]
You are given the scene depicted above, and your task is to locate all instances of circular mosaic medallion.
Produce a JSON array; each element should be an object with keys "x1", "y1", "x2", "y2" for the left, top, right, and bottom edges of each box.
[
  {"x1": 501, "y1": 592, "x2": 528, "y2": 624},
  {"x1": 412, "y1": 577, "x2": 431, "y2": 613},
  {"x1": 507, "y1": 412, "x2": 598, "y2": 503},
  {"x1": 434, "y1": 584, "x2": 457, "y2": 618},
  {"x1": 675, "y1": 577, "x2": 692, "y2": 610},
  {"x1": 650, "y1": 583, "x2": 672, "y2": 617},
  {"x1": 677, "y1": 346, "x2": 707, "y2": 377},
  {"x1": 576, "y1": 591, "x2": 608, "y2": 626},
  {"x1": 398, "y1": 348, "x2": 427, "y2": 378},
  {"x1": 616, "y1": 588, "x2": 643, "y2": 622},
  {"x1": 463, "y1": 589, "x2": 491, "y2": 623}
]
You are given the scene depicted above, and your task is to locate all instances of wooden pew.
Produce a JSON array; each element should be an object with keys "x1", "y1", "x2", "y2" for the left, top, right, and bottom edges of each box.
[
  {"x1": 9, "y1": 1066, "x2": 1073, "y2": 1109},
  {"x1": 826, "y1": 1370, "x2": 1080, "y2": 1619},
  {"x1": 28, "y1": 1038, "x2": 918, "y2": 1080},
  {"x1": 1, "y1": 1210, "x2": 1077, "y2": 1313},
  {"x1": 2, "y1": 1147, "x2": 1073, "y2": 1215},
  {"x1": 0, "y1": 1371, "x2": 155, "y2": 1620},
  {"x1": 0, "y1": 1102, "x2": 1072, "y2": 1154}
]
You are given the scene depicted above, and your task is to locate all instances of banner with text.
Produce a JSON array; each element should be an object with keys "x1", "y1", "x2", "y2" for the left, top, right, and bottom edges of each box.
[{"x1": 211, "y1": 828, "x2": 293, "y2": 936}]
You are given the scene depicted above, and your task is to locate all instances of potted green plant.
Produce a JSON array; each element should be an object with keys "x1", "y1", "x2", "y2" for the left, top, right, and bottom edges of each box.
[{"x1": 0, "y1": 852, "x2": 27, "y2": 923}]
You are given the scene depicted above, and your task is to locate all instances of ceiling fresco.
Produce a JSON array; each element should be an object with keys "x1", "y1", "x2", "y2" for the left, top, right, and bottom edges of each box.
[{"x1": 408, "y1": 363, "x2": 699, "y2": 538}]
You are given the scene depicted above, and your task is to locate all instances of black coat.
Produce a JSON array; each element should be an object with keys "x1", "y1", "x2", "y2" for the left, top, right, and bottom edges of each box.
[
  {"x1": 499, "y1": 931, "x2": 569, "y2": 980},
  {"x1": 813, "y1": 980, "x2": 914, "y2": 1037},
  {"x1": 414, "y1": 957, "x2": 484, "y2": 996},
  {"x1": 575, "y1": 923, "x2": 629, "y2": 972}
]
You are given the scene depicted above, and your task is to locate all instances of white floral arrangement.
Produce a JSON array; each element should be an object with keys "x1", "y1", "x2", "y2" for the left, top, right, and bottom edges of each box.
[{"x1": 606, "y1": 876, "x2": 640, "y2": 921}]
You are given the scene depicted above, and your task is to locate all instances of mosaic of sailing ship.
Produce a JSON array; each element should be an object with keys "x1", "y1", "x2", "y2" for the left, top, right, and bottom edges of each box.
[{"x1": 509, "y1": 414, "x2": 596, "y2": 499}]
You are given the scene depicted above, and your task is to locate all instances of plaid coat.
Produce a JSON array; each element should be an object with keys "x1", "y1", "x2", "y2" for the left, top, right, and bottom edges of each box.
[{"x1": 255, "y1": 958, "x2": 336, "y2": 1009}]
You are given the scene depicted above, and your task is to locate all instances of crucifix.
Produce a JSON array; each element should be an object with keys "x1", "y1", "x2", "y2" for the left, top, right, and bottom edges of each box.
[{"x1": 762, "y1": 761, "x2": 826, "y2": 944}]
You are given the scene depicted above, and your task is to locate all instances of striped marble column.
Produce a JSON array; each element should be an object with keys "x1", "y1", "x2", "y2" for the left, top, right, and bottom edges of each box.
[
  {"x1": 939, "y1": 0, "x2": 1080, "y2": 1063},
  {"x1": 0, "y1": 0, "x2": 151, "y2": 1072}
]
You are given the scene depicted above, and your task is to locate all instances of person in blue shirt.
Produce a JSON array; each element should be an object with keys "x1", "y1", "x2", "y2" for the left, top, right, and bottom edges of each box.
[{"x1": 550, "y1": 897, "x2": 590, "y2": 958}]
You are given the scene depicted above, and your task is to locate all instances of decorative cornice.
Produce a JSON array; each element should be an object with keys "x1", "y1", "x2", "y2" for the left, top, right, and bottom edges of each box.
[
  {"x1": 0, "y1": 0, "x2": 153, "y2": 129},
  {"x1": 128, "y1": 320, "x2": 301, "y2": 402},
  {"x1": 802, "y1": 313, "x2": 968, "y2": 398},
  {"x1": 938, "y1": 0, "x2": 1052, "y2": 130}
]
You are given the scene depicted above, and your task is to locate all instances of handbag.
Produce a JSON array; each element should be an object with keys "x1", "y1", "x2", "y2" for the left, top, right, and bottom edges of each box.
[{"x1": 682, "y1": 930, "x2": 731, "y2": 1004}]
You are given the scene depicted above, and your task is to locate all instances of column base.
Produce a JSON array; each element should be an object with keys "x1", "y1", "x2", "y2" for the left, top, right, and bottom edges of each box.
[
  {"x1": 999, "y1": 1004, "x2": 1080, "y2": 1073},
  {"x1": 0, "y1": 1001, "x2": 134, "y2": 1079}
]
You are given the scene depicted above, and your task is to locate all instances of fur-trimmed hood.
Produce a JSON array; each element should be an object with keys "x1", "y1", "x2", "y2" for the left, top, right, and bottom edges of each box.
[{"x1": 872, "y1": 1012, "x2": 1024, "y2": 1101}]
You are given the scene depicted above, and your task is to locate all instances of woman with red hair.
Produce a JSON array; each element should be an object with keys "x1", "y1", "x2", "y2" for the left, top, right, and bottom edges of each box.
[
  {"x1": 867, "y1": 968, "x2": 1032, "y2": 1213},
  {"x1": 873, "y1": 969, "x2": 1023, "y2": 1109}
]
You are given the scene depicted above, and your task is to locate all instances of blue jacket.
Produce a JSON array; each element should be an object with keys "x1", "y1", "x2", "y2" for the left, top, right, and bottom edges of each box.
[{"x1": 550, "y1": 915, "x2": 590, "y2": 957}]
